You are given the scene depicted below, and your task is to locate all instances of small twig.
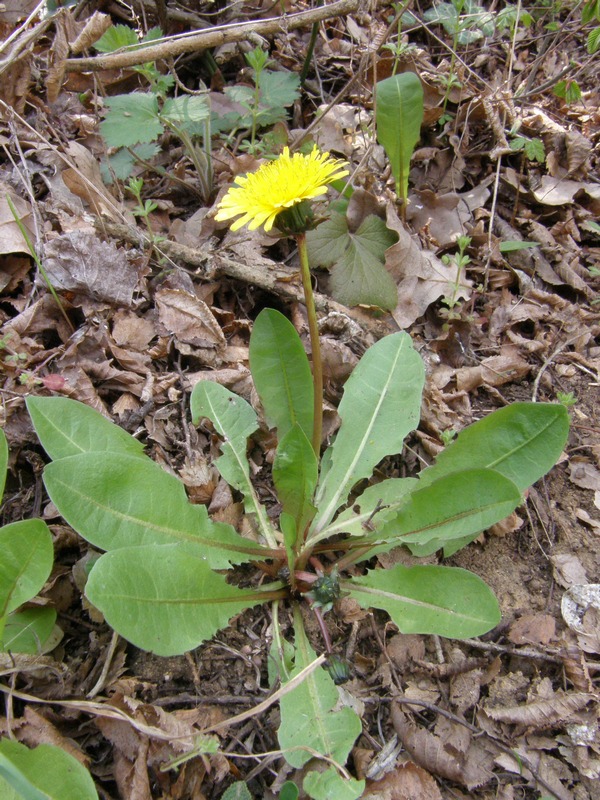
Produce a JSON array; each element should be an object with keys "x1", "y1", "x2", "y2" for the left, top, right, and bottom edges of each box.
[
  {"x1": 531, "y1": 335, "x2": 581, "y2": 401},
  {"x1": 63, "y1": 0, "x2": 361, "y2": 73},
  {"x1": 87, "y1": 630, "x2": 120, "y2": 699}
]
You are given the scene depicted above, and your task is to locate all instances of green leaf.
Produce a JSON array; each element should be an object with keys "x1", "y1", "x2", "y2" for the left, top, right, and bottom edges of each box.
[
  {"x1": 221, "y1": 781, "x2": 253, "y2": 800},
  {"x1": 307, "y1": 214, "x2": 398, "y2": 309},
  {"x1": 346, "y1": 564, "x2": 501, "y2": 638},
  {"x1": 582, "y1": 0, "x2": 600, "y2": 24},
  {"x1": 273, "y1": 424, "x2": 318, "y2": 538},
  {"x1": 43, "y1": 453, "x2": 266, "y2": 568},
  {"x1": 249, "y1": 308, "x2": 314, "y2": 441},
  {"x1": 103, "y1": 142, "x2": 161, "y2": 182},
  {"x1": 278, "y1": 608, "x2": 361, "y2": 769},
  {"x1": 310, "y1": 333, "x2": 425, "y2": 538},
  {"x1": 500, "y1": 240, "x2": 540, "y2": 253},
  {"x1": 27, "y1": 396, "x2": 145, "y2": 461},
  {"x1": 553, "y1": 80, "x2": 582, "y2": 105},
  {"x1": 85, "y1": 544, "x2": 269, "y2": 656},
  {"x1": 0, "y1": 428, "x2": 7, "y2": 503},
  {"x1": 0, "y1": 739, "x2": 98, "y2": 800},
  {"x1": 372, "y1": 468, "x2": 521, "y2": 549},
  {"x1": 322, "y1": 477, "x2": 418, "y2": 538},
  {"x1": 94, "y1": 23, "x2": 138, "y2": 52},
  {"x1": 587, "y1": 25, "x2": 600, "y2": 54},
  {"x1": 191, "y1": 381, "x2": 276, "y2": 546},
  {"x1": 2, "y1": 608, "x2": 57, "y2": 655},
  {"x1": 161, "y1": 96, "x2": 210, "y2": 129},
  {"x1": 303, "y1": 768, "x2": 364, "y2": 800},
  {"x1": 100, "y1": 93, "x2": 162, "y2": 148},
  {"x1": 418, "y1": 403, "x2": 569, "y2": 493},
  {"x1": 279, "y1": 781, "x2": 300, "y2": 800},
  {"x1": 0, "y1": 520, "x2": 53, "y2": 619},
  {"x1": 258, "y1": 70, "x2": 300, "y2": 109},
  {"x1": 376, "y1": 72, "x2": 423, "y2": 203}
]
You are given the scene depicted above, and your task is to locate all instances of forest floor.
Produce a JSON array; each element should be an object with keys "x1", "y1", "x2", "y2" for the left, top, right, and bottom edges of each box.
[{"x1": 0, "y1": 1, "x2": 599, "y2": 799}]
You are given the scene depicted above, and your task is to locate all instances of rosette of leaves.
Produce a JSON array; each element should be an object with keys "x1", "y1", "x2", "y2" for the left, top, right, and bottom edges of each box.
[{"x1": 28, "y1": 311, "x2": 568, "y2": 799}]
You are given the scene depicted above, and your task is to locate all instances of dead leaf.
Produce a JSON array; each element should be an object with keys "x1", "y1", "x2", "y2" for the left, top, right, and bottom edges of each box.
[
  {"x1": 44, "y1": 230, "x2": 138, "y2": 306},
  {"x1": 0, "y1": 186, "x2": 35, "y2": 255},
  {"x1": 384, "y1": 205, "x2": 473, "y2": 328},
  {"x1": 362, "y1": 761, "x2": 443, "y2": 800},
  {"x1": 484, "y1": 691, "x2": 594, "y2": 729},
  {"x1": 61, "y1": 142, "x2": 124, "y2": 221},
  {"x1": 508, "y1": 614, "x2": 556, "y2": 646},
  {"x1": 155, "y1": 287, "x2": 226, "y2": 361},
  {"x1": 569, "y1": 461, "x2": 600, "y2": 491}
]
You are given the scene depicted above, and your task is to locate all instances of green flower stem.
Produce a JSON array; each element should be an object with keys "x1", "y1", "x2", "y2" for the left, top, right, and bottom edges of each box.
[{"x1": 296, "y1": 232, "x2": 323, "y2": 459}]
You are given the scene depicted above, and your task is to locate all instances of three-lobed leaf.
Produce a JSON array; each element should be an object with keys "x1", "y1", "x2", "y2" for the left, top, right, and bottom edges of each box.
[
  {"x1": 101, "y1": 93, "x2": 162, "y2": 148},
  {"x1": 307, "y1": 213, "x2": 398, "y2": 310},
  {"x1": 346, "y1": 564, "x2": 501, "y2": 638}
]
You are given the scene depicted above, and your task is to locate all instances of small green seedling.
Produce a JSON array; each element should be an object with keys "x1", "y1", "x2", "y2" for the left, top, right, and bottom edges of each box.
[
  {"x1": 557, "y1": 391, "x2": 577, "y2": 408},
  {"x1": 440, "y1": 234, "x2": 472, "y2": 317},
  {"x1": 28, "y1": 318, "x2": 568, "y2": 797}
]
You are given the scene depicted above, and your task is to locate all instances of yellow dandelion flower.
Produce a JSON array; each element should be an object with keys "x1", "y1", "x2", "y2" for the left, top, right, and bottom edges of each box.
[{"x1": 214, "y1": 146, "x2": 349, "y2": 233}]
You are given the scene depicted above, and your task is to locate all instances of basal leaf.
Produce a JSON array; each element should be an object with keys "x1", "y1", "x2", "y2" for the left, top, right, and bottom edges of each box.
[
  {"x1": 376, "y1": 73, "x2": 423, "y2": 204},
  {"x1": 191, "y1": 381, "x2": 276, "y2": 546},
  {"x1": 103, "y1": 142, "x2": 161, "y2": 183},
  {"x1": 43, "y1": 453, "x2": 267, "y2": 567},
  {"x1": 2, "y1": 607, "x2": 57, "y2": 655},
  {"x1": 372, "y1": 468, "x2": 521, "y2": 548},
  {"x1": 278, "y1": 608, "x2": 361, "y2": 768},
  {"x1": 306, "y1": 212, "x2": 350, "y2": 267},
  {"x1": 0, "y1": 520, "x2": 53, "y2": 619},
  {"x1": 418, "y1": 402, "x2": 569, "y2": 492},
  {"x1": 0, "y1": 428, "x2": 7, "y2": 502},
  {"x1": 346, "y1": 564, "x2": 501, "y2": 638},
  {"x1": 0, "y1": 739, "x2": 97, "y2": 800},
  {"x1": 86, "y1": 545, "x2": 269, "y2": 656},
  {"x1": 27, "y1": 396, "x2": 145, "y2": 461},
  {"x1": 310, "y1": 333, "x2": 424, "y2": 539},
  {"x1": 249, "y1": 308, "x2": 314, "y2": 441},
  {"x1": 322, "y1": 477, "x2": 418, "y2": 538},
  {"x1": 273, "y1": 424, "x2": 318, "y2": 538},
  {"x1": 100, "y1": 93, "x2": 162, "y2": 148}
]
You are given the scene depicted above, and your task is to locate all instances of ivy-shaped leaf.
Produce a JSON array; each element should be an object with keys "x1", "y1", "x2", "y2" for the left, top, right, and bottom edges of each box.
[
  {"x1": 100, "y1": 93, "x2": 162, "y2": 147},
  {"x1": 307, "y1": 213, "x2": 398, "y2": 309}
]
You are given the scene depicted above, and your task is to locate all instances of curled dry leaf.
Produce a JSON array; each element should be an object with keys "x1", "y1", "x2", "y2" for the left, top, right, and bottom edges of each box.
[
  {"x1": 362, "y1": 761, "x2": 443, "y2": 800},
  {"x1": 155, "y1": 287, "x2": 226, "y2": 363},
  {"x1": 483, "y1": 691, "x2": 595, "y2": 730}
]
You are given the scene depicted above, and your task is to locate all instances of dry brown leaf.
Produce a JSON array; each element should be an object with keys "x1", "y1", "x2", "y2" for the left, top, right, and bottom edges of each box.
[
  {"x1": 569, "y1": 461, "x2": 600, "y2": 491},
  {"x1": 532, "y1": 176, "x2": 600, "y2": 206},
  {"x1": 508, "y1": 613, "x2": 556, "y2": 646},
  {"x1": 384, "y1": 205, "x2": 472, "y2": 329},
  {"x1": 391, "y1": 705, "x2": 463, "y2": 783},
  {"x1": 155, "y1": 287, "x2": 226, "y2": 360},
  {"x1": 44, "y1": 230, "x2": 138, "y2": 306},
  {"x1": 0, "y1": 185, "x2": 35, "y2": 255},
  {"x1": 484, "y1": 691, "x2": 594, "y2": 729},
  {"x1": 362, "y1": 761, "x2": 443, "y2": 800},
  {"x1": 455, "y1": 346, "x2": 530, "y2": 392},
  {"x1": 61, "y1": 142, "x2": 124, "y2": 221},
  {"x1": 70, "y1": 11, "x2": 113, "y2": 54}
]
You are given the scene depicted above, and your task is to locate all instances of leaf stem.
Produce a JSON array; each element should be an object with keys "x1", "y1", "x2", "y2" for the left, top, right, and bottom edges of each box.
[{"x1": 296, "y1": 232, "x2": 323, "y2": 459}]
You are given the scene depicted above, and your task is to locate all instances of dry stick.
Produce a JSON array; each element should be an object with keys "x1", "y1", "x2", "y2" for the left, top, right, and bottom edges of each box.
[{"x1": 63, "y1": 0, "x2": 360, "y2": 73}]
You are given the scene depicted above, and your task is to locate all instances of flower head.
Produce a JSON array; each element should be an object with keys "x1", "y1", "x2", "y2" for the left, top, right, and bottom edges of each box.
[{"x1": 215, "y1": 146, "x2": 348, "y2": 233}]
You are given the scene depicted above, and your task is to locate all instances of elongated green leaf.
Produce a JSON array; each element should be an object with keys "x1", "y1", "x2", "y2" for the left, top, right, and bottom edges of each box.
[
  {"x1": 372, "y1": 469, "x2": 521, "y2": 548},
  {"x1": 346, "y1": 564, "x2": 500, "y2": 638},
  {"x1": 376, "y1": 73, "x2": 423, "y2": 203},
  {"x1": 0, "y1": 739, "x2": 98, "y2": 800},
  {"x1": 43, "y1": 453, "x2": 266, "y2": 568},
  {"x1": 278, "y1": 608, "x2": 362, "y2": 769},
  {"x1": 273, "y1": 424, "x2": 317, "y2": 536},
  {"x1": 0, "y1": 428, "x2": 7, "y2": 502},
  {"x1": 249, "y1": 308, "x2": 314, "y2": 441},
  {"x1": 191, "y1": 381, "x2": 276, "y2": 546},
  {"x1": 322, "y1": 477, "x2": 418, "y2": 539},
  {"x1": 85, "y1": 545, "x2": 271, "y2": 656},
  {"x1": 418, "y1": 403, "x2": 569, "y2": 492},
  {"x1": 310, "y1": 333, "x2": 424, "y2": 538},
  {"x1": 27, "y1": 396, "x2": 145, "y2": 461},
  {"x1": 2, "y1": 608, "x2": 57, "y2": 655},
  {"x1": 0, "y1": 520, "x2": 53, "y2": 618},
  {"x1": 303, "y1": 768, "x2": 364, "y2": 800}
]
